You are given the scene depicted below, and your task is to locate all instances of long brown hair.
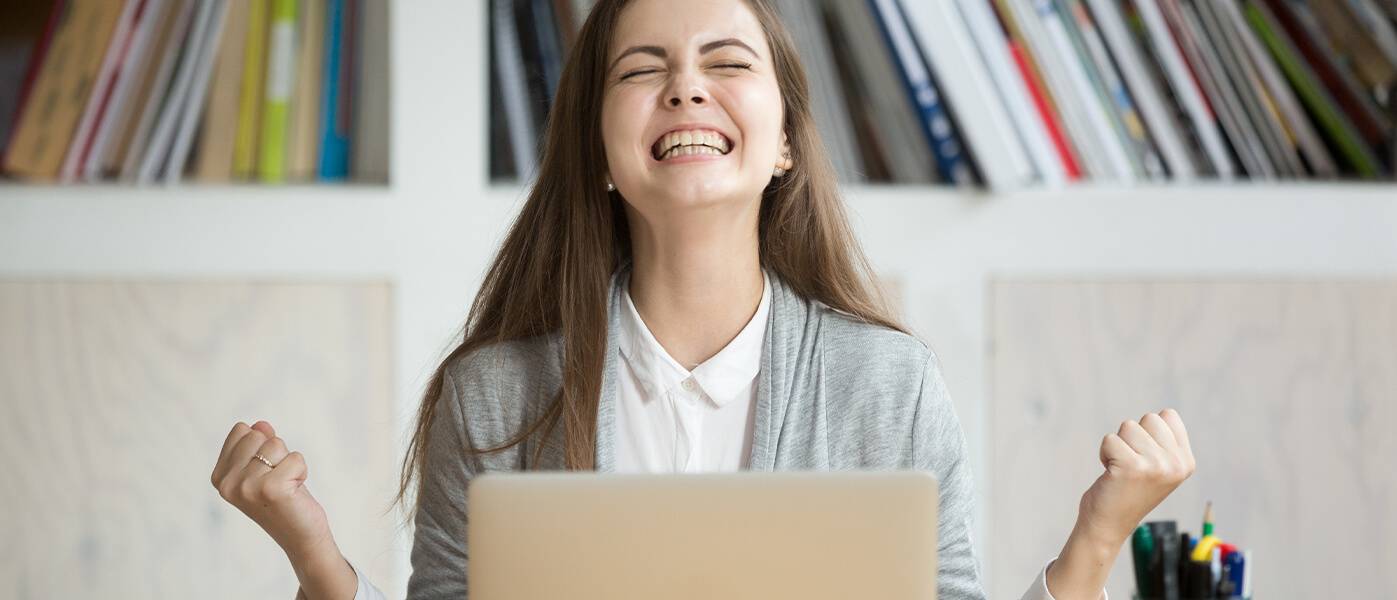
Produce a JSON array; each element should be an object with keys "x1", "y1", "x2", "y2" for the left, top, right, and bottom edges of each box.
[{"x1": 392, "y1": 0, "x2": 905, "y2": 518}]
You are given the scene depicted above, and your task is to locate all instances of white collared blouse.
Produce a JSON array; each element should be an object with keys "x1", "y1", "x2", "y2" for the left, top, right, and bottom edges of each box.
[{"x1": 614, "y1": 268, "x2": 771, "y2": 473}]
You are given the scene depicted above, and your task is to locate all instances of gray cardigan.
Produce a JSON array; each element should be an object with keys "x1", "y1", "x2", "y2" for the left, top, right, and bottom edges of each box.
[{"x1": 402, "y1": 265, "x2": 988, "y2": 599}]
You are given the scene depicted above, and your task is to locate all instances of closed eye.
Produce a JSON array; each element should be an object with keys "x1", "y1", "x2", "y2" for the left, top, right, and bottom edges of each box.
[
  {"x1": 620, "y1": 68, "x2": 662, "y2": 81},
  {"x1": 713, "y1": 62, "x2": 752, "y2": 70}
]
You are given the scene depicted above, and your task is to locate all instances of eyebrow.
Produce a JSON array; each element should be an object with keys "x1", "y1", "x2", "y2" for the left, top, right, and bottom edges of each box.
[{"x1": 608, "y1": 37, "x2": 760, "y2": 74}]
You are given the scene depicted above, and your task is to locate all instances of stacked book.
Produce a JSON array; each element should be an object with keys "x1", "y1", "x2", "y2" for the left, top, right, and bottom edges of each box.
[
  {"x1": 490, "y1": 0, "x2": 1397, "y2": 190},
  {"x1": 0, "y1": 0, "x2": 388, "y2": 185}
]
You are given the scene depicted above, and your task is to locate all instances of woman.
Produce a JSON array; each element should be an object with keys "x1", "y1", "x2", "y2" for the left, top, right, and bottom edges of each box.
[{"x1": 210, "y1": 0, "x2": 1196, "y2": 598}]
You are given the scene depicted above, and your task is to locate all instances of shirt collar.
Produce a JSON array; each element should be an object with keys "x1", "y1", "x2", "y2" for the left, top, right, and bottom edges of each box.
[{"x1": 616, "y1": 269, "x2": 771, "y2": 407}]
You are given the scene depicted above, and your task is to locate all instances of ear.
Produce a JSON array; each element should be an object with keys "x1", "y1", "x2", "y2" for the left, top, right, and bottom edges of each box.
[{"x1": 778, "y1": 132, "x2": 793, "y2": 170}]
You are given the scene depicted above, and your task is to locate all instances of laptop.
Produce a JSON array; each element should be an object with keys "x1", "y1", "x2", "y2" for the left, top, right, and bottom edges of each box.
[{"x1": 467, "y1": 471, "x2": 939, "y2": 599}]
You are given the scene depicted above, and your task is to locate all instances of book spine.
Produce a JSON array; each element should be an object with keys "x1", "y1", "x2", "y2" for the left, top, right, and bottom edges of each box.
[
  {"x1": 827, "y1": 0, "x2": 937, "y2": 183},
  {"x1": 775, "y1": 0, "x2": 866, "y2": 182},
  {"x1": 1134, "y1": 0, "x2": 1237, "y2": 178},
  {"x1": 873, "y1": 0, "x2": 977, "y2": 186},
  {"x1": 492, "y1": 0, "x2": 538, "y2": 180},
  {"x1": 0, "y1": 0, "x2": 67, "y2": 166},
  {"x1": 119, "y1": 0, "x2": 197, "y2": 180},
  {"x1": 1244, "y1": 0, "x2": 1382, "y2": 177},
  {"x1": 135, "y1": 0, "x2": 218, "y2": 184},
  {"x1": 318, "y1": 0, "x2": 352, "y2": 179},
  {"x1": 352, "y1": 0, "x2": 388, "y2": 181},
  {"x1": 1263, "y1": 0, "x2": 1389, "y2": 146},
  {"x1": 1166, "y1": 0, "x2": 1275, "y2": 179},
  {"x1": 531, "y1": 0, "x2": 563, "y2": 104},
  {"x1": 61, "y1": 0, "x2": 145, "y2": 182},
  {"x1": 1084, "y1": 0, "x2": 1199, "y2": 179},
  {"x1": 992, "y1": 0, "x2": 1085, "y2": 179},
  {"x1": 287, "y1": 0, "x2": 325, "y2": 180},
  {"x1": 257, "y1": 0, "x2": 298, "y2": 182},
  {"x1": 4, "y1": 1, "x2": 127, "y2": 179},
  {"x1": 1006, "y1": 36, "x2": 1082, "y2": 179},
  {"x1": 1217, "y1": 0, "x2": 1338, "y2": 177},
  {"x1": 1347, "y1": 0, "x2": 1397, "y2": 66},
  {"x1": 1195, "y1": 0, "x2": 1304, "y2": 177},
  {"x1": 1005, "y1": 0, "x2": 1111, "y2": 177},
  {"x1": 85, "y1": 0, "x2": 172, "y2": 181},
  {"x1": 234, "y1": 0, "x2": 269, "y2": 179},
  {"x1": 194, "y1": 0, "x2": 250, "y2": 181},
  {"x1": 165, "y1": 0, "x2": 232, "y2": 182},
  {"x1": 1033, "y1": 0, "x2": 1137, "y2": 181},
  {"x1": 957, "y1": 0, "x2": 1067, "y2": 186},
  {"x1": 1065, "y1": 0, "x2": 1164, "y2": 179}
]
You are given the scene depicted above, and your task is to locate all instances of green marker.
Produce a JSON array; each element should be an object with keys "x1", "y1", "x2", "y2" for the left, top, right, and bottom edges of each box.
[{"x1": 1132, "y1": 524, "x2": 1155, "y2": 597}]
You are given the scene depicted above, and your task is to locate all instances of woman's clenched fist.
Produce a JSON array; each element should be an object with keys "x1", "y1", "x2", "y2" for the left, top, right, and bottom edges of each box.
[
  {"x1": 1078, "y1": 408, "x2": 1197, "y2": 546},
  {"x1": 210, "y1": 421, "x2": 336, "y2": 563},
  {"x1": 1046, "y1": 409, "x2": 1198, "y2": 599}
]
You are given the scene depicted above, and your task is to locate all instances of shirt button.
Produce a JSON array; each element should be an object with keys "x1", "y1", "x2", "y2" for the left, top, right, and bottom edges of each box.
[{"x1": 682, "y1": 379, "x2": 696, "y2": 392}]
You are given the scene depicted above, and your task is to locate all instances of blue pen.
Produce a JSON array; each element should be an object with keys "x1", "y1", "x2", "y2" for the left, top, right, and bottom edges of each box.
[{"x1": 1224, "y1": 550, "x2": 1245, "y2": 598}]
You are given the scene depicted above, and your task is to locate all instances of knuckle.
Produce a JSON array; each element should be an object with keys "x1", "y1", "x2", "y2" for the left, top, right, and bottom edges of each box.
[
  {"x1": 1165, "y1": 456, "x2": 1184, "y2": 474},
  {"x1": 1141, "y1": 461, "x2": 1162, "y2": 478},
  {"x1": 238, "y1": 477, "x2": 261, "y2": 500},
  {"x1": 268, "y1": 437, "x2": 287, "y2": 454},
  {"x1": 217, "y1": 477, "x2": 237, "y2": 500}
]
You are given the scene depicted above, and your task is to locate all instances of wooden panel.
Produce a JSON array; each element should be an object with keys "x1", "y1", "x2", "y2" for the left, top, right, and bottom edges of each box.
[
  {"x1": 988, "y1": 280, "x2": 1397, "y2": 599},
  {"x1": 0, "y1": 281, "x2": 396, "y2": 599}
]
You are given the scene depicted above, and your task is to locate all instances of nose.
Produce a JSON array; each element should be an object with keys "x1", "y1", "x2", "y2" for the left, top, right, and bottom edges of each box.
[
  {"x1": 664, "y1": 71, "x2": 710, "y2": 108},
  {"x1": 667, "y1": 92, "x2": 706, "y2": 107}
]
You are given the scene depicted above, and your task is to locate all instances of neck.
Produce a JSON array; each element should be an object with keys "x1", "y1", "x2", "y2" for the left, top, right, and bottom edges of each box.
[{"x1": 626, "y1": 207, "x2": 764, "y2": 370}]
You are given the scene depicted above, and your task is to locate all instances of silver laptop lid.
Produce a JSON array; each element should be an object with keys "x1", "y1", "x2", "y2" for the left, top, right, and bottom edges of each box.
[{"x1": 468, "y1": 471, "x2": 939, "y2": 600}]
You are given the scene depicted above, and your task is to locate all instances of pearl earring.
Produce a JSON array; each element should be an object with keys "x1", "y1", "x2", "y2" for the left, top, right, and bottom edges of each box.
[
  {"x1": 605, "y1": 177, "x2": 615, "y2": 192},
  {"x1": 773, "y1": 151, "x2": 793, "y2": 177}
]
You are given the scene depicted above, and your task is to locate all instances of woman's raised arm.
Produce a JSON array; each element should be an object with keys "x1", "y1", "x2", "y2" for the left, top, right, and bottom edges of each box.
[
  {"x1": 1045, "y1": 409, "x2": 1197, "y2": 600},
  {"x1": 210, "y1": 420, "x2": 361, "y2": 599}
]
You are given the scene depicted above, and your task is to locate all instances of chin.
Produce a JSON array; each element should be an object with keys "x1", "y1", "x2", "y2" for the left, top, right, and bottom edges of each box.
[{"x1": 629, "y1": 184, "x2": 738, "y2": 213}]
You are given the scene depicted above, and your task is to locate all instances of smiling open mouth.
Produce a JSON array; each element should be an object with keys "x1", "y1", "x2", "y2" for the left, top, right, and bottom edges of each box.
[{"x1": 651, "y1": 129, "x2": 734, "y2": 161}]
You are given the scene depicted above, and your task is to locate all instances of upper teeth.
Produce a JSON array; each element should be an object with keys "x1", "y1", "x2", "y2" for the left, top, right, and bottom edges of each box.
[{"x1": 654, "y1": 129, "x2": 731, "y2": 160}]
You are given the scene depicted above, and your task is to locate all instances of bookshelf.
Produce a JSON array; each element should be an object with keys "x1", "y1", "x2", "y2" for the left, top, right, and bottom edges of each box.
[
  {"x1": 3, "y1": 1, "x2": 1397, "y2": 597},
  {"x1": 0, "y1": 0, "x2": 390, "y2": 186}
]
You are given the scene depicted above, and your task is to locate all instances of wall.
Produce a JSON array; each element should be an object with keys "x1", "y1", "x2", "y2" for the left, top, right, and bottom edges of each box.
[
  {"x1": 0, "y1": 281, "x2": 397, "y2": 598},
  {"x1": 988, "y1": 279, "x2": 1397, "y2": 599}
]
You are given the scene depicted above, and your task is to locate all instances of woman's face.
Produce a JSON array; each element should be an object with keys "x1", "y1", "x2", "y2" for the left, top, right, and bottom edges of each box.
[{"x1": 600, "y1": 0, "x2": 785, "y2": 221}]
